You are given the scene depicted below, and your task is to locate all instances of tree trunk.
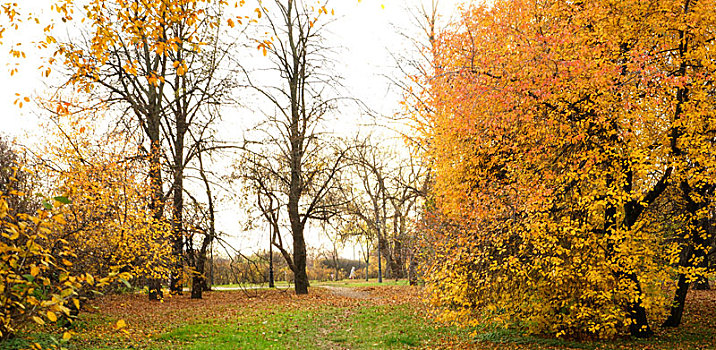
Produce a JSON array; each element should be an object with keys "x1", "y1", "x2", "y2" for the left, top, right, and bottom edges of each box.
[
  {"x1": 377, "y1": 240, "x2": 383, "y2": 283},
  {"x1": 608, "y1": 195, "x2": 653, "y2": 338},
  {"x1": 170, "y1": 107, "x2": 187, "y2": 294},
  {"x1": 364, "y1": 253, "x2": 370, "y2": 281},
  {"x1": 269, "y1": 242, "x2": 275, "y2": 288},
  {"x1": 148, "y1": 279, "x2": 163, "y2": 300},
  {"x1": 191, "y1": 251, "x2": 206, "y2": 299},
  {"x1": 147, "y1": 128, "x2": 164, "y2": 301},
  {"x1": 391, "y1": 239, "x2": 404, "y2": 279},
  {"x1": 293, "y1": 232, "x2": 309, "y2": 294},
  {"x1": 408, "y1": 254, "x2": 418, "y2": 286},
  {"x1": 663, "y1": 273, "x2": 689, "y2": 327},
  {"x1": 378, "y1": 236, "x2": 400, "y2": 279},
  {"x1": 665, "y1": 219, "x2": 710, "y2": 324},
  {"x1": 191, "y1": 252, "x2": 206, "y2": 299},
  {"x1": 170, "y1": 177, "x2": 184, "y2": 294},
  {"x1": 289, "y1": 178, "x2": 308, "y2": 293},
  {"x1": 623, "y1": 272, "x2": 653, "y2": 337}
]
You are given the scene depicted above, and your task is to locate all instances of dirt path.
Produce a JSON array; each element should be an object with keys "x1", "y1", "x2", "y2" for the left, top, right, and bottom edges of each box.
[{"x1": 321, "y1": 286, "x2": 373, "y2": 299}]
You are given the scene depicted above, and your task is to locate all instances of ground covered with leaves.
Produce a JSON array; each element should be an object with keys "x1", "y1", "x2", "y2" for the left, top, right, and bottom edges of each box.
[{"x1": 6, "y1": 284, "x2": 716, "y2": 349}]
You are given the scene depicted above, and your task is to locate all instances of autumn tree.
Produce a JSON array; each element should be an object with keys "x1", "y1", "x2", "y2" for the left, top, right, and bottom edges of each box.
[
  {"x1": 241, "y1": 0, "x2": 348, "y2": 294},
  {"x1": 57, "y1": 0, "x2": 238, "y2": 296},
  {"x1": 0, "y1": 135, "x2": 128, "y2": 341},
  {"x1": 238, "y1": 152, "x2": 295, "y2": 282},
  {"x1": 417, "y1": 0, "x2": 716, "y2": 339},
  {"x1": 39, "y1": 109, "x2": 174, "y2": 292}
]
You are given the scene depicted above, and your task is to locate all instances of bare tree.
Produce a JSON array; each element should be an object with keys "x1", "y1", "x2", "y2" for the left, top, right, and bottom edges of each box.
[
  {"x1": 239, "y1": 0, "x2": 348, "y2": 294},
  {"x1": 340, "y1": 136, "x2": 428, "y2": 281},
  {"x1": 183, "y1": 143, "x2": 220, "y2": 299}
]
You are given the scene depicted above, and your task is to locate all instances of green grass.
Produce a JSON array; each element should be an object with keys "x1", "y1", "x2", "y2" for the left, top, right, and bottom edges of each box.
[
  {"x1": 149, "y1": 303, "x2": 458, "y2": 350},
  {"x1": 322, "y1": 304, "x2": 460, "y2": 349},
  {"x1": 209, "y1": 281, "x2": 293, "y2": 289},
  {"x1": 0, "y1": 333, "x2": 59, "y2": 350},
  {"x1": 151, "y1": 307, "x2": 326, "y2": 350}
]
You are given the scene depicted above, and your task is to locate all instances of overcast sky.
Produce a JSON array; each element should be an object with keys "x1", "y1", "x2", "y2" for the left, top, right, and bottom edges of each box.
[{"x1": 0, "y1": 0, "x2": 467, "y2": 259}]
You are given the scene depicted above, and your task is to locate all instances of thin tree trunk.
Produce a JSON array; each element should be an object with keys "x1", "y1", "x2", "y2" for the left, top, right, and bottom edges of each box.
[
  {"x1": 147, "y1": 127, "x2": 164, "y2": 301},
  {"x1": 269, "y1": 233, "x2": 275, "y2": 288}
]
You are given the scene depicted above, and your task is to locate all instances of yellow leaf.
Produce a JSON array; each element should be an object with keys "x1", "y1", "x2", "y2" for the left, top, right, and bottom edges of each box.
[
  {"x1": 115, "y1": 319, "x2": 127, "y2": 329},
  {"x1": 32, "y1": 316, "x2": 45, "y2": 325},
  {"x1": 30, "y1": 265, "x2": 40, "y2": 277},
  {"x1": 47, "y1": 311, "x2": 57, "y2": 322},
  {"x1": 62, "y1": 331, "x2": 72, "y2": 341}
]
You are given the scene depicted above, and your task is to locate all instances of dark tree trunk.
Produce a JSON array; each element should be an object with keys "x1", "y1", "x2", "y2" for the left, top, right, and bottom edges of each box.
[
  {"x1": 378, "y1": 236, "x2": 400, "y2": 279},
  {"x1": 201, "y1": 275, "x2": 210, "y2": 292},
  {"x1": 364, "y1": 252, "x2": 370, "y2": 281},
  {"x1": 623, "y1": 273, "x2": 653, "y2": 337},
  {"x1": 664, "y1": 183, "x2": 711, "y2": 325},
  {"x1": 191, "y1": 251, "x2": 206, "y2": 299},
  {"x1": 147, "y1": 127, "x2": 165, "y2": 301},
  {"x1": 663, "y1": 273, "x2": 689, "y2": 327},
  {"x1": 170, "y1": 183, "x2": 184, "y2": 294},
  {"x1": 148, "y1": 279, "x2": 163, "y2": 300},
  {"x1": 292, "y1": 227, "x2": 309, "y2": 294},
  {"x1": 268, "y1": 239, "x2": 275, "y2": 288},
  {"x1": 170, "y1": 102, "x2": 187, "y2": 294},
  {"x1": 377, "y1": 239, "x2": 383, "y2": 283}
]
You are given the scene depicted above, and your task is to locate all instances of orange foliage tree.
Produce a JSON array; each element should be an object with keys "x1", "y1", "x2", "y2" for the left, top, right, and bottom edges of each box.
[{"x1": 417, "y1": 0, "x2": 716, "y2": 339}]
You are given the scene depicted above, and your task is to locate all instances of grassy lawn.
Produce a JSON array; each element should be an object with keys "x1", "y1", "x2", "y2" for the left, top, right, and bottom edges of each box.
[{"x1": 5, "y1": 286, "x2": 716, "y2": 349}]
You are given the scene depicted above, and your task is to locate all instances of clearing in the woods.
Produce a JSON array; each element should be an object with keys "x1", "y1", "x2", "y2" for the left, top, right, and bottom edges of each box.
[{"x1": 5, "y1": 281, "x2": 716, "y2": 349}]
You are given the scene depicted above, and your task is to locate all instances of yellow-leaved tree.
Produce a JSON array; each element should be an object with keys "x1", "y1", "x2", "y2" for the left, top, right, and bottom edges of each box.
[
  {"x1": 0, "y1": 138, "x2": 118, "y2": 341},
  {"x1": 40, "y1": 101, "x2": 174, "y2": 297},
  {"x1": 416, "y1": 0, "x2": 716, "y2": 339}
]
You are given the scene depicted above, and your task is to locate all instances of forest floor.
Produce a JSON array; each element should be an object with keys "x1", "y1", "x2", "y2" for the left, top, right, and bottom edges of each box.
[{"x1": 6, "y1": 283, "x2": 716, "y2": 349}]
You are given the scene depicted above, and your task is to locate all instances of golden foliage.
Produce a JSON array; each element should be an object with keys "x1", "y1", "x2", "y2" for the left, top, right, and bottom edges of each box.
[
  {"x1": 43, "y1": 107, "x2": 175, "y2": 284},
  {"x1": 417, "y1": 0, "x2": 716, "y2": 338}
]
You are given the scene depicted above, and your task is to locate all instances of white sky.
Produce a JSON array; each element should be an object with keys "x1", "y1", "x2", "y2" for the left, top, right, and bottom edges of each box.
[{"x1": 0, "y1": 0, "x2": 468, "y2": 259}]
